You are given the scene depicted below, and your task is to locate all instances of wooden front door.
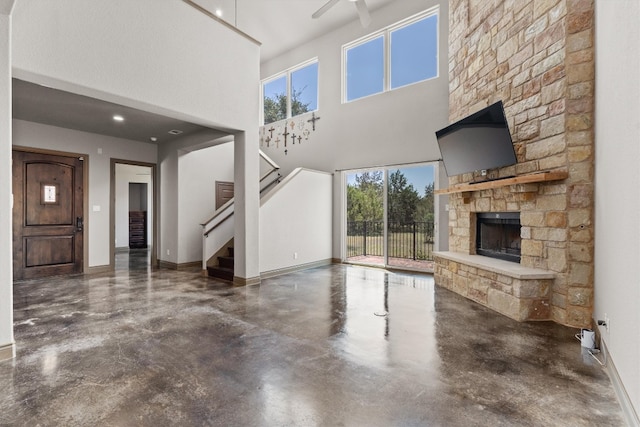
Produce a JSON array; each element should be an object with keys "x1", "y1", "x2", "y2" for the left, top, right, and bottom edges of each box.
[{"x1": 12, "y1": 150, "x2": 84, "y2": 280}]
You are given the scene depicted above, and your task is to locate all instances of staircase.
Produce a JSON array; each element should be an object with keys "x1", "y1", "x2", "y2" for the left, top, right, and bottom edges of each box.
[
  {"x1": 207, "y1": 246, "x2": 234, "y2": 281},
  {"x1": 201, "y1": 150, "x2": 280, "y2": 281},
  {"x1": 202, "y1": 167, "x2": 333, "y2": 281}
]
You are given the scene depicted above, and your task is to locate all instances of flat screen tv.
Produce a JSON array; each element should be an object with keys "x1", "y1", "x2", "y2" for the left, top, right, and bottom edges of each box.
[{"x1": 435, "y1": 100, "x2": 517, "y2": 177}]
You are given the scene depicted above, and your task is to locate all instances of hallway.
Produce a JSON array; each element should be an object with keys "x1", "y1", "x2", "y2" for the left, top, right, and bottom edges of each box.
[{"x1": 0, "y1": 254, "x2": 624, "y2": 426}]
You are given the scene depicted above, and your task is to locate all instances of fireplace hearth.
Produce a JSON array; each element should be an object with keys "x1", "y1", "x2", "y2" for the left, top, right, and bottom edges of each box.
[{"x1": 476, "y1": 212, "x2": 521, "y2": 263}]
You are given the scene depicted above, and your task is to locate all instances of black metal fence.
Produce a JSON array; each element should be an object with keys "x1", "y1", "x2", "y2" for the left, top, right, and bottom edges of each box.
[{"x1": 346, "y1": 221, "x2": 434, "y2": 260}]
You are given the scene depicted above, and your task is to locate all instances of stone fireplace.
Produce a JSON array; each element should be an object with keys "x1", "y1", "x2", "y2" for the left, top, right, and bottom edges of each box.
[{"x1": 434, "y1": 0, "x2": 595, "y2": 328}]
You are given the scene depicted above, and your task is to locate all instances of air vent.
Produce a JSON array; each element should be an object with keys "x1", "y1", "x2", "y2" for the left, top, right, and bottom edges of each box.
[{"x1": 168, "y1": 129, "x2": 183, "y2": 135}]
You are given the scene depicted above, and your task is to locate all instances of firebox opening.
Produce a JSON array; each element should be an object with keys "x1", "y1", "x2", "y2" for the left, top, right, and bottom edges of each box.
[{"x1": 476, "y1": 212, "x2": 521, "y2": 263}]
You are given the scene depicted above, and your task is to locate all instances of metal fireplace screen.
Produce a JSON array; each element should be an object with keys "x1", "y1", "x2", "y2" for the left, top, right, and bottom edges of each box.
[{"x1": 476, "y1": 212, "x2": 521, "y2": 263}]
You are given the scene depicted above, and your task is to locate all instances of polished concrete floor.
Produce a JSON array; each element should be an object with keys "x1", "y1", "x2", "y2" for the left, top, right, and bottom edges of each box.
[{"x1": 0, "y1": 251, "x2": 625, "y2": 426}]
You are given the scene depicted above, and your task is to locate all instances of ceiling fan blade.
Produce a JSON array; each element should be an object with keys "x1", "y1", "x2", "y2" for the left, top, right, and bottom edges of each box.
[
  {"x1": 312, "y1": 0, "x2": 341, "y2": 19},
  {"x1": 355, "y1": 0, "x2": 371, "y2": 27}
]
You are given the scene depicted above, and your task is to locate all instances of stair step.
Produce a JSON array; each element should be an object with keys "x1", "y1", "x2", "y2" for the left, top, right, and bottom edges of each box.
[
  {"x1": 207, "y1": 266, "x2": 234, "y2": 282},
  {"x1": 217, "y1": 256, "x2": 234, "y2": 269},
  {"x1": 227, "y1": 247, "x2": 234, "y2": 257}
]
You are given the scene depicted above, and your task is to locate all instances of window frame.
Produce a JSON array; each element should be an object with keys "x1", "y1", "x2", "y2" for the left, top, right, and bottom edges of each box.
[
  {"x1": 261, "y1": 58, "x2": 319, "y2": 125},
  {"x1": 342, "y1": 7, "x2": 439, "y2": 103}
]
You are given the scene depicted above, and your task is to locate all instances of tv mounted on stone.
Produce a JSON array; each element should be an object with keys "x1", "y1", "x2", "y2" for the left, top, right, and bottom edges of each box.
[{"x1": 435, "y1": 100, "x2": 517, "y2": 177}]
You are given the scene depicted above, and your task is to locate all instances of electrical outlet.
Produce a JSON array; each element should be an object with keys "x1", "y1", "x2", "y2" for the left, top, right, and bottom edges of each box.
[
  {"x1": 293, "y1": 252, "x2": 298, "y2": 260},
  {"x1": 166, "y1": 249, "x2": 170, "y2": 256},
  {"x1": 600, "y1": 313, "x2": 611, "y2": 332}
]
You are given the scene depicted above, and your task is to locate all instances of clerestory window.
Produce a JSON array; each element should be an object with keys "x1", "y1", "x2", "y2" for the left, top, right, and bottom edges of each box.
[
  {"x1": 262, "y1": 59, "x2": 318, "y2": 125},
  {"x1": 343, "y1": 8, "x2": 439, "y2": 103}
]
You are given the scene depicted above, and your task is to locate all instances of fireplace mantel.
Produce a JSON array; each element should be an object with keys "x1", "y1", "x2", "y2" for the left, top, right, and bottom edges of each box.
[{"x1": 435, "y1": 171, "x2": 568, "y2": 195}]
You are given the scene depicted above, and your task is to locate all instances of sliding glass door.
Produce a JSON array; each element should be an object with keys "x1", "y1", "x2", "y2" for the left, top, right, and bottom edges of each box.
[
  {"x1": 346, "y1": 170, "x2": 385, "y2": 267},
  {"x1": 345, "y1": 164, "x2": 435, "y2": 271},
  {"x1": 386, "y1": 165, "x2": 435, "y2": 270}
]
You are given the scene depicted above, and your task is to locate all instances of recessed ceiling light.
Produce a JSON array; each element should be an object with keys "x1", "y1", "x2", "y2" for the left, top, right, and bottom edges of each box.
[
  {"x1": 113, "y1": 114, "x2": 124, "y2": 122},
  {"x1": 215, "y1": 8, "x2": 222, "y2": 17},
  {"x1": 168, "y1": 129, "x2": 183, "y2": 135}
]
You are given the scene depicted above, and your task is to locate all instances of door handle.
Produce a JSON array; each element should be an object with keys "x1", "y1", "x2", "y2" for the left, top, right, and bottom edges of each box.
[{"x1": 76, "y1": 216, "x2": 83, "y2": 232}]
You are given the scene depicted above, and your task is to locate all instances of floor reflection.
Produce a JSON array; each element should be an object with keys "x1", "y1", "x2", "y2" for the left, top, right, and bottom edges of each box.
[
  {"x1": 332, "y1": 267, "x2": 437, "y2": 371},
  {"x1": 2, "y1": 260, "x2": 625, "y2": 426},
  {"x1": 115, "y1": 248, "x2": 151, "y2": 271}
]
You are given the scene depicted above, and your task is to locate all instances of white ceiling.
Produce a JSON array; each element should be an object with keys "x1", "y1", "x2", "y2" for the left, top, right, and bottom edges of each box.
[
  {"x1": 12, "y1": 0, "x2": 397, "y2": 143},
  {"x1": 208, "y1": 0, "x2": 397, "y2": 62},
  {"x1": 12, "y1": 79, "x2": 219, "y2": 145}
]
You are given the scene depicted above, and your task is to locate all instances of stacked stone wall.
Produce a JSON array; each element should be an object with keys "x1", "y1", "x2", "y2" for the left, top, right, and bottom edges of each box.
[
  {"x1": 434, "y1": 255, "x2": 554, "y2": 321},
  {"x1": 441, "y1": 0, "x2": 594, "y2": 327}
]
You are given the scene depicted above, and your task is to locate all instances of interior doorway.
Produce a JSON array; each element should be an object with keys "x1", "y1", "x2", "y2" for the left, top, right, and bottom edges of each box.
[
  {"x1": 111, "y1": 160, "x2": 157, "y2": 268},
  {"x1": 128, "y1": 183, "x2": 148, "y2": 249},
  {"x1": 215, "y1": 181, "x2": 234, "y2": 210}
]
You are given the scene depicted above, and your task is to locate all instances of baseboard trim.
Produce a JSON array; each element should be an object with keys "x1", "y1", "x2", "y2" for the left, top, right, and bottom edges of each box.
[
  {"x1": 158, "y1": 260, "x2": 177, "y2": 269},
  {"x1": 233, "y1": 275, "x2": 261, "y2": 286},
  {"x1": 602, "y1": 340, "x2": 640, "y2": 427},
  {"x1": 0, "y1": 342, "x2": 15, "y2": 362},
  {"x1": 260, "y1": 258, "x2": 333, "y2": 280},
  {"x1": 158, "y1": 260, "x2": 202, "y2": 270},
  {"x1": 85, "y1": 265, "x2": 113, "y2": 275},
  {"x1": 177, "y1": 261, "x2": 202, "y2": 271},
  {"x1": 331, "y1": 258, "x2": 343, "y2": 264}
]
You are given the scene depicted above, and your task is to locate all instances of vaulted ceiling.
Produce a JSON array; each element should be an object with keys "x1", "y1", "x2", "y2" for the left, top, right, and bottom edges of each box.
[
  {"x1": 12, "y1": 0, "x2": 398, "y2": 143},
  {"x1": 207, "y1": 0, "x2": 397, "y2": 63}
]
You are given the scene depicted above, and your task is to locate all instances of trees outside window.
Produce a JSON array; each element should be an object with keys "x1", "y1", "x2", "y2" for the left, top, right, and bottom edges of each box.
[
  {"x1": 388, "y1": 170, "x2": 421, "y2": 225},
  {"x1": 262, "y1": 60, "x2": 318, "y2": 125},
  {"x1": 263, "y1": 76, "x2": 287, "y2": 124},
  {"x1": 346, "y1": 165, "x2": 435, "y2": 268},
  {"x1": 347, "y1": 171, "x2": 384, "y2": 222}
]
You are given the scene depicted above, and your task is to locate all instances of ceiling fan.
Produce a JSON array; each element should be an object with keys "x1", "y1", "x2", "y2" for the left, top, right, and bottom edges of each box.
[{"x1": 312, "y1": 0, "x2": 372, "y2": 28}]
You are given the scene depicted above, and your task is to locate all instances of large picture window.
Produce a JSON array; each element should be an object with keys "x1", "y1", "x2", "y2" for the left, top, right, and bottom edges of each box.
[
  {"x1": 262, "y1": 59, "x2": 318, "y2": 125},
  {"x1": 343, "y1": 9, "x2": 438, "y2": 102}
]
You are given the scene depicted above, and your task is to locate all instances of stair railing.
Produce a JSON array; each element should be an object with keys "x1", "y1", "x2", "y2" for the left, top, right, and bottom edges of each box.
[{"x1": 201, "y1": 150, "x2": 280, "y2": 267}]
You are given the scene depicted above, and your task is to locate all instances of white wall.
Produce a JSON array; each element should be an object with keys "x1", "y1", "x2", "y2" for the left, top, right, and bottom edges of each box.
[
  {"x1": 594, "y1": 1, "x2": 640, "y2": 421},
  {"x1": 11, "y1": 0, "x2": 259, "y2": 132},
  {"x1": 115, "y1": 164, "x2": 153, "y2": 250},
  {"x1": 234, "y1": 131, "x2": 261, "y2": 281},
  {"x1": 0, "y1": 6, "x2": 14, "y2": 360},
  {"x1": 178, "y1": 143, "x2": 234, "y2": 264},
  {"x1": 159, "y1": 142, "x2": 180, "y2": 265},
  {"x1": 260, "y1": 169, "x2": 333, "y2": 273},
  {"x1": 11, "y1": 0, "x2": 261, "y2": 279},
  {"x1": 12, "y1": 120, "x2": 157, "y2": 267},
  {"x1": 259, "y1": 0, "x2": 449, "y2": 259},
  {"x1": 158, "y1": 132, "x2": 232, "y2": 265}
]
